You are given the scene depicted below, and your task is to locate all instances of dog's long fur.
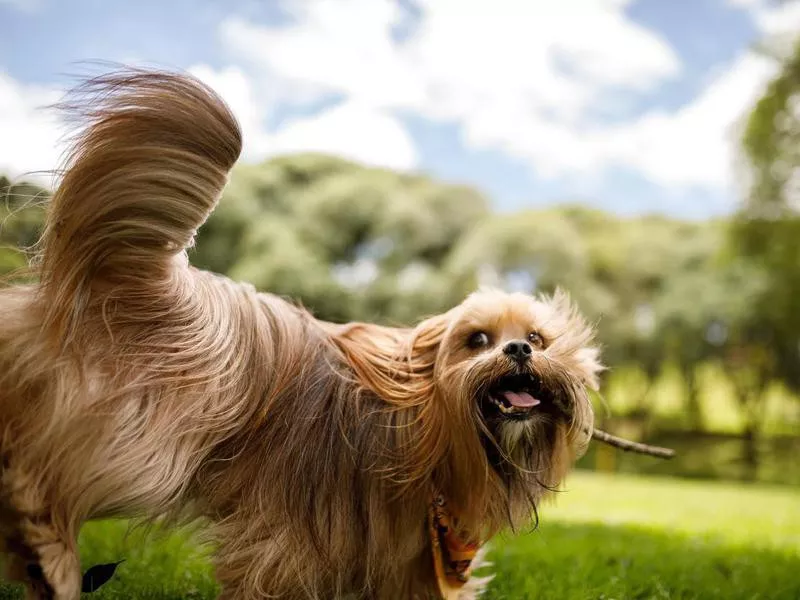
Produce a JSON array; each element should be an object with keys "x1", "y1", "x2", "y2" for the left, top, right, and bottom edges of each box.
[{"x1": 0, "y1": 69, "x2": 601, "y2": 599}]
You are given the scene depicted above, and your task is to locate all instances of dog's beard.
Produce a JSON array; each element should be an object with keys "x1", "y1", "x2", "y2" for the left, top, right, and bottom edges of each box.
[{"x1": 439, "y1": 354, "x2": 593, "y2": 532}]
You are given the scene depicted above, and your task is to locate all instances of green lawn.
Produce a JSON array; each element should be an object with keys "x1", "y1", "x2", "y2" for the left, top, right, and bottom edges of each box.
[
  {"x1": 1, "y1": 472, "x2": 797, "y2": 599},
  {"x1": 487, "y1": 472, "x2": 800, "y2": 599}
]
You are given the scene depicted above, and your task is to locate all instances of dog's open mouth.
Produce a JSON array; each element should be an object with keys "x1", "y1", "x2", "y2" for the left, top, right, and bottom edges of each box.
[{"x1": 483, "y1": 373, "x2": 553, "y2": 421}]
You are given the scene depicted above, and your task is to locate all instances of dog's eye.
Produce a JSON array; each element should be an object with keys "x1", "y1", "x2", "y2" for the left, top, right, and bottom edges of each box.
[
  {"x1": 528, "y1": 331, "x2": 545, "y2": 349},
  {"x1": 467, "y1": 331, "x2": 490, "y2": 349}
]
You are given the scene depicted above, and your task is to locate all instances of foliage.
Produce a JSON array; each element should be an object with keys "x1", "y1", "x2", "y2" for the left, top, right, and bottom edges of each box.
[
  {"x1": 734, "y1": 38, "x2": 800, "y2": 393},
  {"x1": 725, "y1": 31, "x2": 800, "y2": 463},
  {"x1": 192, "y1": 154, "x2": 488, "y2": 323},
  {"x1": 0, "y1": 176, "x2": 48, "y2": 275}
]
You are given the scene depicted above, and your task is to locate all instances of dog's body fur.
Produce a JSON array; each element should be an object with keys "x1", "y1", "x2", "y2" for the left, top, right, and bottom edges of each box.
[{"x1": 0, "y1": 70, "x2": 601, "y2": 599}]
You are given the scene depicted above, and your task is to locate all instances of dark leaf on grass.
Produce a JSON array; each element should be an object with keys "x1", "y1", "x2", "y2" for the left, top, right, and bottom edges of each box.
[
  {"x1": 715, "y1": 561, "x2": 732, "y2": 577},
  {"x1": 81, "y1": 560, "x2": 124, "y2": 593}
]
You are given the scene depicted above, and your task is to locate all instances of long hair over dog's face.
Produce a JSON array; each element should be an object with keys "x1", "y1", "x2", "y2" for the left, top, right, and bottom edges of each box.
[{"x1": 406, "y1": 288, "x2": 601, "y2": 536}]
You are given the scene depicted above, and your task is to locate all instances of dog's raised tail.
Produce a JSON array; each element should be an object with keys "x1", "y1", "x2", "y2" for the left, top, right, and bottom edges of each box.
[{"x1": 35, "y1": 68, "x2": 242, "y2": 342}]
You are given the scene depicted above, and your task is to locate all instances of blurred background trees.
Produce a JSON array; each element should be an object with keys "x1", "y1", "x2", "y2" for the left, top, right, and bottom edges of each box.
[
  {"x1": 2, "y1": 45, "x2": 799, "y2": 485},
  {"x1": 0, "y1": 175, "x2": 47, "y2": 274}
]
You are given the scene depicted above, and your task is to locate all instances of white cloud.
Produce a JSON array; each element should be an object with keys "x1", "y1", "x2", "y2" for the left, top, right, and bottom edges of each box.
[
  {"x1": 197, "y1": 0, "x2": 777, "y2": 193},
  {"x1": 2, "y1": 0, "x2": 780, "y2": 200},
  {"x1": 188, "y1": 64, "x2": 273, "y2": 158},
  {"x1": 271, "y1": 101, "x2": 417, "y2": 170},
  {"x1": 219, "y1": 2, "x2": 424, "y2": 110},
  {"x1": 594, "y1": 51, "x2": 777, "y2": 188},
  {"x1": 189, "y1": 64, "x2": 417, "y2": 171},
  {"x1": 221, "y1": 0, "x2": 767, "y2": 190},
  {"x1": 443, "y1": 49, "x2": 776, "y2": 190},
  {"x1": 195, "y1": 0, "x2": 790, "y2": 195},
  {"x1": 728, "y1": 0, "x2": 800, "y2": 37},
  {"x1": 0, "y1": 58, "x2": 416, "y2": 181},
  {"x1": 0, "y1": 72, "x2": 62, "y2": 184},
  {"x1": 753, "y1": 2, "x2": 800, "y2": 42},
  {"x1": 221, "y1": 0, "x2": 679, "y2": 117}
]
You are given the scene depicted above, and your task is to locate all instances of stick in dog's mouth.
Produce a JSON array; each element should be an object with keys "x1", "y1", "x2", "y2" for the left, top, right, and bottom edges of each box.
[{"x1": 589, "y1": 428, "x2": 676, "y2": 459}]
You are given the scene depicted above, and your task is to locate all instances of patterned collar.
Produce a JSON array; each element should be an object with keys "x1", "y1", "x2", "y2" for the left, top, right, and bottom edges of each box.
[{"x1": 428, "y1": 490, "x2": 482, "y2": 599}]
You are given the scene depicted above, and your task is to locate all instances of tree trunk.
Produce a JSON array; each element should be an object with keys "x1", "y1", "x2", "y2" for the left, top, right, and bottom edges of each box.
[
  {"x1": 683, "y1": 367, "x2": 704, "y2": 431},
  {"x1": 734, "y1": 385, "x2": 765, "y2": 483},
  {"x1": 741, "y1": 422, "x2": 759, "y2": 482}
]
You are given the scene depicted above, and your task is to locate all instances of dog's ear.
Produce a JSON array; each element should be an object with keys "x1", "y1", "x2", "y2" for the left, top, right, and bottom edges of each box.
[
  {"x1": 330, "y1": 312, "x2": 452, "y2": 491},
  {"x1": 405, "y1": 312, "x2": 452, "y2": 385},
  {"x1": 576, "y1": 346, "x2": 603, "y2": 391},
  {"x1": 330, "y1": 311, "x2": 451, "y2": 404}
]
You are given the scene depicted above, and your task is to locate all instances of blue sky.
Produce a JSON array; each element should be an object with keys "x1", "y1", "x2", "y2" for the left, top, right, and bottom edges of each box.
[{"x1": 1, "y1": 0, "x2": 797, "y2": 219}]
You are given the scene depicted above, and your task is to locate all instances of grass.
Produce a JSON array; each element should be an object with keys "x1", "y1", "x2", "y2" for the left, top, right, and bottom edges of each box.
[
  {"x1": 487, "y1": 472, "x2": 800, "y2": 599},
  {"x1": 0, "y1": 472, "x2": 797, "y2": 599}
]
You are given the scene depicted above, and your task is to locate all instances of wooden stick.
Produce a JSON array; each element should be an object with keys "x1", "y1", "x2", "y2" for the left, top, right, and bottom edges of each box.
[{"x1": 591, "y1": 428, "x2": 675, "y2": 459}]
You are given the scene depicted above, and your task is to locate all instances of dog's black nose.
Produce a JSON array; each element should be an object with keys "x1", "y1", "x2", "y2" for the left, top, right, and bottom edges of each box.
[{"x1": 503, "y1": 340, "x2": 532, "y2": 363}]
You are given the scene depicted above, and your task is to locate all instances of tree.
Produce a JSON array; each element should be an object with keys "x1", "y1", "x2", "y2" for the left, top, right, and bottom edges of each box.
[
  {"x1": 192, "y1": 153, "x2": 489, "y2": 324},
  {"x1": 0, "y1": 176, "x2": 48, "y2": 276},
  {"x1": 735, "y1": 38, "x2": 800, "y2": 381},
  {"x1": 729, "y1": 30, "x2": 800, "y2": 473},
  {"x1": 736, "y1": 30, "x2": 800, "y2": 343}
]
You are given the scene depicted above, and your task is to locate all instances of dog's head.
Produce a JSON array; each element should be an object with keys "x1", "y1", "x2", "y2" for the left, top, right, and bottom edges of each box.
[
  {"x1": 433, "y1": 288, "x2": 599, "y2": 454},
  {"x1": 332, "y1": 287, "x2": 601, "y2": 533},
  {"x1": 410, "y1": 288, "x2": 601, "y2": 530}
]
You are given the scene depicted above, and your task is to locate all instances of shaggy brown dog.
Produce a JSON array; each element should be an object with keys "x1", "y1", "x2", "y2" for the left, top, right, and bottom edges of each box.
[{"x1": 0, "y1": 69, "x2": 602, "y2": 600}]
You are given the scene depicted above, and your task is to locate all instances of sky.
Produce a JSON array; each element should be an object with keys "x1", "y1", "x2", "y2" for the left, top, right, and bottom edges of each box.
[{"x1": 1, "y1": 0, "x2": 799, "y2": 219}]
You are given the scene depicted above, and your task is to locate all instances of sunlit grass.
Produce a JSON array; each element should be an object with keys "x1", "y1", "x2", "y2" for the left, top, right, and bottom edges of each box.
[
  {"x1": 487, "y1": 471, "x2": 800, "y2": 599},
  {"x1": 0, "y1": 472, "x2": 796, "y2": 599},
  {"x1": 488, "y1": 522, "x2": 798, "y2": 600},
  {"x1": 550, "y1": 471, "x2": 800, "y2": 545}
]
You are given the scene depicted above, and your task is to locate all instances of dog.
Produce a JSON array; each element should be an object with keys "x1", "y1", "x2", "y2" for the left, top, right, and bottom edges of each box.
[{"x1": 0, "y1": 69, "x2": 602, "y2": 600}]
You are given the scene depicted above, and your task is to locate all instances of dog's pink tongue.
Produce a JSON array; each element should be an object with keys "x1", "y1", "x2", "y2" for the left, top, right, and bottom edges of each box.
[{"x1": 502, "y1": 391, "x2": 541, "y2": 408}]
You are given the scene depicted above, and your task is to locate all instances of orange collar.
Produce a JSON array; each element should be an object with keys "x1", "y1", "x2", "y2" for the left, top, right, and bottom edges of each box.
[{"x1": 428, "y1": 490, "x2": 482, "y2": 599}]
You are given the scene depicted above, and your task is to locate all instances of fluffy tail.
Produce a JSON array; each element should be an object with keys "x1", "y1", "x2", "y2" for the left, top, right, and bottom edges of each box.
[{"x1": 35, "y1": 68, "x2": 242, "y2": 342}]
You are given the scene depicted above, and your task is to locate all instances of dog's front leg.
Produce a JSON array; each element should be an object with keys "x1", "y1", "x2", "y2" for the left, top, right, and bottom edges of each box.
[
  {"x1": 0, "y1": 467, "x2": 81, "y2": 600},
  {"x1": 5, "y1": 516, "x2": 81, "y2": 600},
  {"x1": 30, "y1": 524, "x2": 80, "y2": 600}
]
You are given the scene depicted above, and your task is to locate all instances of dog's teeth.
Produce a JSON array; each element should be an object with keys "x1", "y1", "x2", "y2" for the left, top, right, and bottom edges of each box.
[{"x1": 487, "y1": 393, "x2": 534, "y2": 415}]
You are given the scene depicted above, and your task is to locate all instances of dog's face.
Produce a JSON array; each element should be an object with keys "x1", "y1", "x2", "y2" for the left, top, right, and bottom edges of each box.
[
  {"x1": 330, "y1": 286, "x2": 601, "y2": 531},
  {"x1": 430, "y1": 289, "x2": 600, "y2": 496}
]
